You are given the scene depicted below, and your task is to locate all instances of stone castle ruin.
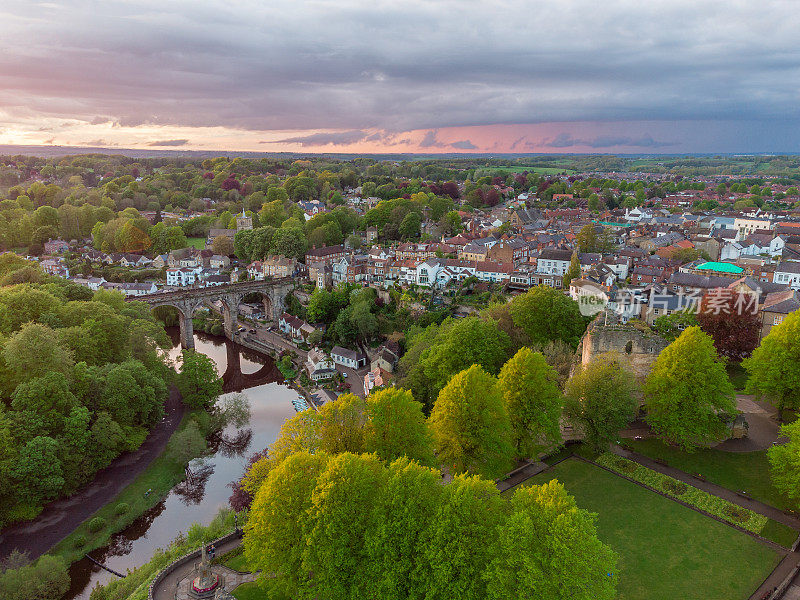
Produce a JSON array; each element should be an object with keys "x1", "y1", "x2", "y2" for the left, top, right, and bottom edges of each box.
[{"x1": 577, "y1": 310, "x2": 669, "y2": 380}]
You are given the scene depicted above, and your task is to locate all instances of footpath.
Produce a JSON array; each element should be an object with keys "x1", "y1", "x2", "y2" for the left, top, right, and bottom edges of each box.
[{"x1": 0, "y1": 386, "x2": 186, "y2": 561}]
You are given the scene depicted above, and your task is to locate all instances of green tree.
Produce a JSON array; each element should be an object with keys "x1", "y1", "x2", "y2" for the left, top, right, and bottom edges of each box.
[
  {"x1": 245, "y1": 451, "x2": 331, "y2": 598},
  {"x1": 313, "y1": 393, "x2": 366, "y2": 455},
  {"x1": 211, "y1": 234, "x2": 234, "y2": 256},
  {"x1": 422, "y1": 474, "x2": 504, "y2": 600},
  {"x1": 367, "y1": 457, "x2": 444, "y2": 597},
  {"x1": 4, "y1": 322, "x2": 74, "y2": 382},
  {"x1": 767, "y1": 419, "x2": 800, "y2": 504},
  {"x1": 302, "y1": 452, "x2": 387, "y2": 599},
  {"x1": 564, "y1": 353, "x2": 638, "y2": 452},
  {"x1": 349, "y1": 301, "x2": 377, "y2": 342},
  {"x1": 11, "y1": 436, "x2": 64, "y2": 503},
  {"x1": 497, "y1": 348, "x2": 562, "y2": 457},
  {"x1": 744, "y1": 310, "x2": 800, "y2": 415},
  {"x1": 399, "y1": 212, "x2": 421, "y2": 240},
  {"x1": 510, "y1": 285, "x2": 587, "y2": 347},
  {"x1": 563, "y1": 251, "x2": 581, "y2": 288},
  {"x1": 166, "y1": 420, "x2": 207, "y2": 466},
  {"x1": 176, "y1": 350, "x2": 223, "y2": 409},
  {"x1": 364, "y1": 388, "x2": 434, "y2": 466},
  {"x1": 271, "y1": 227, "x2": 307, "y2": 259},
  {"x1": 485, "y1": 480, "x2": 618, "y2": 600},
  {"x1": 11, "y1": 372, "x2": 77, "y2": 441},
  {"x1": 0, "y1": 554, "x2": 70, "y2": 600},
  {"x1": 644, "y1": 326, "x2": 735, "y2": 450},
  {"x1": 430, "y1": 365, "x2": 515, "y2": 478},
  {"x1": 416, "y1": 317, "x2": 512, "y2": 408}
]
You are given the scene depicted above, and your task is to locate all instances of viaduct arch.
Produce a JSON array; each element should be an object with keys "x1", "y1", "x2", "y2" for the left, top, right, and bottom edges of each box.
[{"x1": 135, "y1": 278, "x2": 294, "y2": 349}]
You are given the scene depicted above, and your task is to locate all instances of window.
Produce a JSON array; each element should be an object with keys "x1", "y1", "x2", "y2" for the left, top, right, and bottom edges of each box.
[
  {"x1": 653, "y1": 308, "x2": 660, "y2": 315},
  {"x1": 774, "y1": 315, "x2": 784, "y2": 325}
]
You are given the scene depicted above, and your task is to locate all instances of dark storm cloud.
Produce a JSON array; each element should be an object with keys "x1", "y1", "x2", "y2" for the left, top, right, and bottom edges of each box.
[
  {"x1": 545, "y1": 133, "x2": 674, "y2": 148},
  {"x1": 146, "y1": 139, "x2": 189, "y2": 146},
  {"x1": 1, "y1": 0, "x2": 800, "y2": 142},
  {"x1": 450, "y1": 140, "x2": 477, "y2": 150}
]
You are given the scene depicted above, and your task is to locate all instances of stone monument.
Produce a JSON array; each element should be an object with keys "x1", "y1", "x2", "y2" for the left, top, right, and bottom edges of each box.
[{"x1": 189, "y1": 544, "x2": 221, "y2": 599}]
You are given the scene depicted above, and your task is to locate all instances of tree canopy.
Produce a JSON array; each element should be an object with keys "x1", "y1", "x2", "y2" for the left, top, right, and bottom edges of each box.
[
  {"x1": 564, "y1": 353, "x2": 638, "y2": 452},
  {"x1": 644, "y1": 326, "x2": 735, "y2": 450},
  {"x1": 244, "y1": 452, "x2": 617, "y2": 600},
  {"x1": 497, "y1": 347, "x2": 563, "y2": 457},
  {"x1": 744, "y1": 310, "x2": 800, "y2": 414},
  {"x1": 429, "y1": 364, "x2": 515, "y2": 478}
]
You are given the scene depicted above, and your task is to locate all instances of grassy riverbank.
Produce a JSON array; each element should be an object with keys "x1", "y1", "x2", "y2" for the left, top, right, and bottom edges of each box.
[{"x1": 49, "y1": 411, "x2": 208, "y2": 567}]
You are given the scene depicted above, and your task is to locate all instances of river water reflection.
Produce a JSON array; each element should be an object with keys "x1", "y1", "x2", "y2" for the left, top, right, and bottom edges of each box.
[{"x1": 65, "y1": 329, "x2": 298, "y2": 599}]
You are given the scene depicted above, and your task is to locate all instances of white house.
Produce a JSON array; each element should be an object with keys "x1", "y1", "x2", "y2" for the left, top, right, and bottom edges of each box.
[
  {"x1": 536, "y1": 248, "x2": 572, "y2": 275},
  {"x1": 72, "y1": 276, "x2": 106, "y2": 291},
  {"x1": 719, "y1": 240, "x2": 743, "y2": 261},
  {"x1": 474, "y1": 261, "x2": 513, "y2": 283},
  {"x1": 331, "y1": 346, "x2": 367, "y2": 369},
  {"x1": 305, "y1": 348, "x2": 336, "y2": 381},
  {"x1": 278, "y1": 313, "x2": 316, "y2": 342},
  {"x1": 247, "y1": 261, "x2": 264, "y2": 280},
  {"x1": 774, "y1": 261, "x2": 800, "y2": 290},
  {"x1": 99, "y1": 281, "x2": 157, "y2": 296},
  {"x1": 734, "y1": 216, "x2": 772, "y2": 241},
  {"x1": 166, "y1": 267, "x2": 200, "y2": 287},
  {"x1": 770, "y1": 235, "x2": 787, "y2": 257}
]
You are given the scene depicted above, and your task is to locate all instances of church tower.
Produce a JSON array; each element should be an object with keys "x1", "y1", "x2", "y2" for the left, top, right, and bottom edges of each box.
[{"x1": 236, "y1": 209, "x2": 253, "y2": 231}]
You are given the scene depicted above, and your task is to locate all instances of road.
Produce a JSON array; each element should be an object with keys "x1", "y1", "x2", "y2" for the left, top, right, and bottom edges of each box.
[
  {"x1": 0, "y1": 386, "x2": 186, "y2": 562},
  {"x1": 246, "y1": 326, "x2": 368, "y2": 397}
]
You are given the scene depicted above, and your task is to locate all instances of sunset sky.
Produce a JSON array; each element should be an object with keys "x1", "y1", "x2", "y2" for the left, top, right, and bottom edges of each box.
[{"x1": 1, "y1": 0, "x2": 799, "y2": 154}]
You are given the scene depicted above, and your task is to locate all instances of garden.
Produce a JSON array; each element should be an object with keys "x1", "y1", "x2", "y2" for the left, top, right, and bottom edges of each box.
[
  {"x1": 628, "y1": 438, "x2": 792, "y2": 511},
  {"x1": 509, "y1": 458, "x2": 783, "y2": 600}
]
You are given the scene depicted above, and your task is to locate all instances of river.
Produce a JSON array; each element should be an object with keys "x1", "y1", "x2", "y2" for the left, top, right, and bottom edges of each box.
[{"x1": 64, "y1": 329, "x2": 299, "y2": 599}]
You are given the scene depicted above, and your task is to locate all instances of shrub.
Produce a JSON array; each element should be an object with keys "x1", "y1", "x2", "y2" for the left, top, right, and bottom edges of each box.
[
  {"x1": 73, "y1": 534, "x2": 87, "y2": 549},
  {"x1": 662, "y1": 479, "x2": 688, "y2": 495},
  {"x1": 613, "y1": 457, "x2": 637, "y2": 473},
  {"x1": 114, "y1": 503, "x2": 130, "y2": 516},
  {"x1": 88, "y1": 517, "x2": 107, "y2": 533},
  {"x1": 724, "y1": 504, "x2": 751, "y2": 524}
]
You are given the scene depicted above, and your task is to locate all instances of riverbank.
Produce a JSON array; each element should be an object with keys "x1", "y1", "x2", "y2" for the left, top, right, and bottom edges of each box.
[
  {"x1": 0, "y1": 386, "x2": 187, "y2": 563},
  {"x1": 49, "y1": 410, "x2": 209, "y2": 568}
]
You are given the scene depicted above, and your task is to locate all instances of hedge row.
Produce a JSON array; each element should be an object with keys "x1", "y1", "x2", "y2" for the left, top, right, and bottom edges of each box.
[{"x1": 595, "y1": 453, "x2": 768, "y2": 534}]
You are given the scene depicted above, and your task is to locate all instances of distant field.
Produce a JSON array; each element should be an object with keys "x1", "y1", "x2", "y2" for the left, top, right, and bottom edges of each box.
[
  {"x1": 187, "y1": 237, "x2": 206, "y2": 249},
  {"x1": 508, "y1": 459, "x2": 781, "y2": 600},
  {"x1": 492, "y1": 165, "x2": 577, "y2": 175}
]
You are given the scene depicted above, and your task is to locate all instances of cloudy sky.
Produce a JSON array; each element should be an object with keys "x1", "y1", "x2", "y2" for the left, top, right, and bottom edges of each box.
[{"x1": 1, "y1": 0, "x2": 799, "y2": 153}]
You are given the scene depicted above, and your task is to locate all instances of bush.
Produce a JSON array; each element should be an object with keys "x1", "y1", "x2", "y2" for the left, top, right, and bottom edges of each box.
[
  {"x1": 662, "y1": 479, "x2": 688, "y2": 495},
  {"x1": 74, "y1": 534, "x2": 87, "y2": 548},
  {"x1": 114, "y1": 503, "x2": 130, "y2": 516},
  {"x1": 724, "y1": 504, "x2": 751, "y2": 524},
  {"x1": 88, "y1": 517, "x2": 107, "y2": 533},
  {"x1": 613, "y1": 457, "x2": 637, "y2": 473}
]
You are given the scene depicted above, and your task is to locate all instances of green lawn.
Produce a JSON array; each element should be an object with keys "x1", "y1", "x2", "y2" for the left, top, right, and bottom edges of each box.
[
  {"x1": 187, "y1": 237, "x2": 207, "y2": 249},
  {"x1": 224, "y1": 549, "x2": 250, "y2": 572},
  {"x1": 509, "y1": 459, "x2": 781, "y2": 600},
  {"x1": 629, "y1": 439, "x2": 791, "y2": 510},
  {"x1": 232, "y1": 581, "x2": 289, "y2": 600}
]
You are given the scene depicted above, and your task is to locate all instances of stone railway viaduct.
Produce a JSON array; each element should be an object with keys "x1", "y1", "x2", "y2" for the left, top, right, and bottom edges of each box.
[{"x1": 135, "y1": 278, "x2": 295, "y2": 349}]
